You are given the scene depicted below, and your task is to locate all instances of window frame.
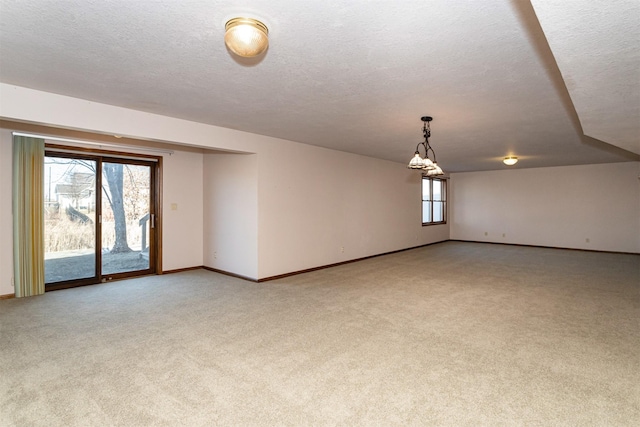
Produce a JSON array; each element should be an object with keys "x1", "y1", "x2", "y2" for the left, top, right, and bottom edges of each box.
[{"x1": 421, "y1": 176, "x2": 447, "y2": 226}]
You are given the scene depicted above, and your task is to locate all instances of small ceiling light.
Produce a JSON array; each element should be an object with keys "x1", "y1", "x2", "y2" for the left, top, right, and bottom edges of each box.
[
  {"x1": 407, "y1": 116, "x2": 444, "y2": 176},
  {"x1": 224, "y1": 17, "x2": 269, "y2": 57},
  {"x1": 503, "y1": 156, "x2": 518, "y2": 166}
]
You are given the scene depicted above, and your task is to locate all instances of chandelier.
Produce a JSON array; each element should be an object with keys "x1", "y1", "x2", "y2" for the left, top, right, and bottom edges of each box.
[{"x1": 407, "y1": 116, "x2": 444, "y2": 176}]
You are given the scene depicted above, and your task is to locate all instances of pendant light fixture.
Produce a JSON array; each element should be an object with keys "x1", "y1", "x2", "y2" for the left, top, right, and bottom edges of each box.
[
  {"x1": 224, "y1": 17, "x2": 269, "y2": 57},
  {"x1": 407, "y1": 116, "x2": 444, "y2": 176}
]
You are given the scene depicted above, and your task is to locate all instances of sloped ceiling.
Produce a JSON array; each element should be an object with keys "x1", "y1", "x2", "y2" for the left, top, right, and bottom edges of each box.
[
  {"x1": 0, "y1": 0, "x2": 637, "y2": 172},
  {"x1": 531, "y1": 0, "x2": 640, "y2": 155}
]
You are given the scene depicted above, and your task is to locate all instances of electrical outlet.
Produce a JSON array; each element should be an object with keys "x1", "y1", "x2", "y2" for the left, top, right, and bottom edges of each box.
[
  {"x1": 502, "y1": 233, "x2": 506, "y2": 238},
  {"x1": 585, "y1": 238, "x2": 590, "y2": 243},
  {"x1": 341, "y1": 247, "x2": 344, "y2": 253},
  {"x1": 484, "y1": 232, "x2": 488, "y2": 236}
]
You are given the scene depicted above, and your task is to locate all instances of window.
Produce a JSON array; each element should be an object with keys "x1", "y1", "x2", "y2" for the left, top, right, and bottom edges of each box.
[{"x1": 422, "y1": 176, "x2": 447, "y2": 225}]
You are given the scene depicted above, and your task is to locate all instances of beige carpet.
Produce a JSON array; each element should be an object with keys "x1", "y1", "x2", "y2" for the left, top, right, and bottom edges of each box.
[{"x1": 1, "y1": 242, "x2": 638, "y2": 426}]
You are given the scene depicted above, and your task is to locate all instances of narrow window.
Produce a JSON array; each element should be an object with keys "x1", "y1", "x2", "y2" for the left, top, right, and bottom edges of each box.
[{"x1": 422, "y1": 176, "x2": 446, "y2": 225}]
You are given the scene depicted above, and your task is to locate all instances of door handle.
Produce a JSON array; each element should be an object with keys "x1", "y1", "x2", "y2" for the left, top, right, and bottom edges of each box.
[{"x1": 151, "y1": 214, "x2": 155, "y2": 229}]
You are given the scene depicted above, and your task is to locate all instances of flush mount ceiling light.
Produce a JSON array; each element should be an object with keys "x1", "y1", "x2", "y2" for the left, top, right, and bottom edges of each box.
[
  {"x1": 503, "y1": 156, "x2": 518, "y2": 166},
  {"x1": 407, "y1": 116, "x2": 444, "y2": 176},
  {"x1": 224, "y1": 17, "x2": 269, "y2": 57}
]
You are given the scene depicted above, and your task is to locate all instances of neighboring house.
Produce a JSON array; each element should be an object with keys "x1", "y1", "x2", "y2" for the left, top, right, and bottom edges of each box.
[{"x1": 54, "y1": 172, "x2": 95, "y2": 212}]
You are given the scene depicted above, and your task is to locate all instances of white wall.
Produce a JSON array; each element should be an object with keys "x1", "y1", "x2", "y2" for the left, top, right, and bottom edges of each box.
[
  {"x1": 203, "y1": 153, "x2": 258, "y2": 279},
  {"x1": 161, "y1": 150, "x2": 204, "y2": 271},
  {"x1": 450, "y1": 162, "x2": 640, "y2": 253},
  {"x1": 1, "y1": 84, "x2": 448, "y2": 285},
  {"x1": 257, "y1": 141, "x2": 449, "y2": 278}
]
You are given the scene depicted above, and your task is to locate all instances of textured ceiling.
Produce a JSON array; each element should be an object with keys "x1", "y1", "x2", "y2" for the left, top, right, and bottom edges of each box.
[
  {"x1": 531, "y1": 0, "x2": 640, "y2": 155},
  {"x1": 0, "y1": 0, "x2": 638, "y2": 172}
]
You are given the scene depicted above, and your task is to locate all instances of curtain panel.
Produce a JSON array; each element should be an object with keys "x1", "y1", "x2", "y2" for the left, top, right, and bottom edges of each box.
[{"x1": 13, "y1": 136, "x2": 45, "y2": 297}]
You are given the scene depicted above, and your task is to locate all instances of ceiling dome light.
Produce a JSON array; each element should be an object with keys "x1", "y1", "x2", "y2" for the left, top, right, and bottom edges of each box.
[
  {"x1": 224, "y1": 17, "x2": 269, "y2": 57},
  {"x1": 503, "y1": 156, "x2": 518, "y2": 166}
]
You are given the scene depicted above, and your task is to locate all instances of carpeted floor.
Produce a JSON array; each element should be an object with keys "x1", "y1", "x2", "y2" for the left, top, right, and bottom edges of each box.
[{"x1": 1, "y1": 241, "x2": 638, "y2": 426}]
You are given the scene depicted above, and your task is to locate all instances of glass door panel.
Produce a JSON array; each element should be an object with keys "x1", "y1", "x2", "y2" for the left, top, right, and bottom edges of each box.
[
  {"x1": 101, "y1": 162, "x2": 152, "y2": 276},
  {"x1": 44, "y1": 156, "x2": 97, "y2": 284}
]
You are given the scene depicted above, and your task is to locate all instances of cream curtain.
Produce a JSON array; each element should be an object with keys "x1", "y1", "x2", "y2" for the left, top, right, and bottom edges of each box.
[{"x1": 13, "y1": 136, "x2": 45, "y2": 297}]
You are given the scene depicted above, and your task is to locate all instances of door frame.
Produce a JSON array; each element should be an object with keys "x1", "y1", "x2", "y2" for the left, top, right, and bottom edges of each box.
[{"x1": 44, "y1": 144, "x2": 163, "y2": 290}]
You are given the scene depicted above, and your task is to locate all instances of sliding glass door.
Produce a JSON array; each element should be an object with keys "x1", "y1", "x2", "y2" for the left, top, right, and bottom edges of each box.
[
  {"x1": 44, "y1": 156, "x2": 97, "y2": 283},
  {"x1": 101, "y1": 161, "x2": 152, "y2": 276},
  {"x1": 44, "y1": 151, "x2": 158, "y2": 289}
]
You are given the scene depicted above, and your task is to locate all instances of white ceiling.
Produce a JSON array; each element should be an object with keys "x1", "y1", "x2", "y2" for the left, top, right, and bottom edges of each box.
[
  {"x1": 0, "y1": 0, "x2": 638, "y2": 172},
  {"x1": 531, "y1": 0, "x2": 640, "y2": 156}
]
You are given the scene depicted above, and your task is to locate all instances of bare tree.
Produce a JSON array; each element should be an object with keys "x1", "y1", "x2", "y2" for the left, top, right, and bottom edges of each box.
[{"x1": 103, "y1": 163, "x2": 131, "y2": 253}]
